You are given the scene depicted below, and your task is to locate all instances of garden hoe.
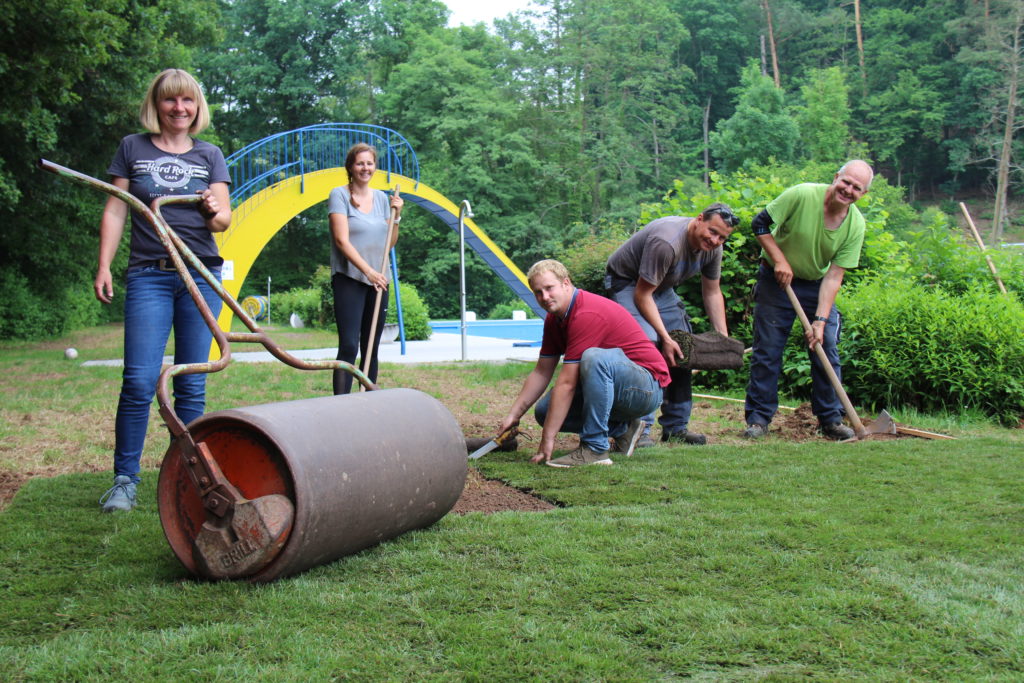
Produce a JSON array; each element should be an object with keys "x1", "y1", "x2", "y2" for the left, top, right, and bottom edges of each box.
[{"x1": 784, "y1": 284, "x2": 896, "y2": 441}]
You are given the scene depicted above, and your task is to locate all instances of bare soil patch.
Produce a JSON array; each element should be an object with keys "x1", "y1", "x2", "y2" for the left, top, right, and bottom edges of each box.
[
  {"x1": 451, "y1": 468, "x2": 556, "y2": 515},
  {"x1": 0, "y1": 356, "x2": 910, "y2": 514}
]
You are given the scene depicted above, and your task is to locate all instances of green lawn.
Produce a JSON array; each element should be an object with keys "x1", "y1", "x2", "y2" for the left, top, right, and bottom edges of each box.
[{"x1": 2, "y1": 325, "x2": 1022, "y2": 680}]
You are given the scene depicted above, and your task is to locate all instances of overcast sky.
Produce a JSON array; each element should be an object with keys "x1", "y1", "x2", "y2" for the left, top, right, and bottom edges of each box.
[{"x1": 444, "y1": 0, "x2": 534, "y2": 27}]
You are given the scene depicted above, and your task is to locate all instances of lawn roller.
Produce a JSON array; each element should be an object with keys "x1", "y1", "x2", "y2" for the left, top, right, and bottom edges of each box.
[{"x1": 40, "y1": 159, "x2": 467, "y2": 582}]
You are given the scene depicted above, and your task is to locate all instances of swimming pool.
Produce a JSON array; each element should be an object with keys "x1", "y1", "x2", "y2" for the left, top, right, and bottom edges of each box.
[{"x1": 429, "y1": 318, "x2": 543, "y2": 341}]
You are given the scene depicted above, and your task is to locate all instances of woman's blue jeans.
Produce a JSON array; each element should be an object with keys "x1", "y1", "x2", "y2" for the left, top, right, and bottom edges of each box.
[
  {"x1": 534, "y1": 347, "x2": 662, "y2": 453},
  {"x1": 744, "y1": 265, "x2": 843, "y2": 427},
  {"x1": 114, "y1": 265, "x2": 222, "y2": 483}
]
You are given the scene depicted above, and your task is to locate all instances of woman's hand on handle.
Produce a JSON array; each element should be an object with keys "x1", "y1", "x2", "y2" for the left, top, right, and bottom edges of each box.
[{"x1": 367, "y1": 269, "x2": 388, "y2": 291}]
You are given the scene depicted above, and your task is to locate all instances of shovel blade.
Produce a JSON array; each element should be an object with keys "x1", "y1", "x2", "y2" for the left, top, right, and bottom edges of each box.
[
  {"x1": 193, "y1": 493, "x2": 294, "y2": 579},
  {"x1": 865, "y1": 409, "x2": 897, "y2": 435}
]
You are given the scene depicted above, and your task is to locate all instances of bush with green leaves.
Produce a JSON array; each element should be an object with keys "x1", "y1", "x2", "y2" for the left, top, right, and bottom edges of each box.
[
  {"x1": 387, "y1": 281, "x2": 431, "y2": 341},
  {"x1": 310, "y1": 264, "x2": 333, "y2": 328},
  {"x1": 839, "y1": 279, "x2": 1024, "y2": 424},
  {"x1": 555, "y1": 224, "x2": 634, "y2": 294},
  {"x1": 486, "y1": 299, "x2": 537, "y2": 319},
  {"x1": 271, "y1": 287, "x2": 321, "y2": 328},
  {"x1": 0, "y1": 272, "x2": 106, "y2": 340}
]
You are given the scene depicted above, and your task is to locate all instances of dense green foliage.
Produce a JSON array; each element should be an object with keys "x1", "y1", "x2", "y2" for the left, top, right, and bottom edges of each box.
[
  {"x1": 486, "y1": 299, "x2": 538, "y2": 320},
  {"x1": 2, "y1": 0, "x2": 1022, "y2": 420},
  {"x1": 841, "y1": 280, "x2": 1024, "y2": 425},
  {"x1": 270, "y1": 265, "x2": 432, "y2": 340},
  {"x1": 0, "y1": 0, "x2": 223, "y2": 339},
  {"x1": 4, "y1": 0, "x2": 1024, "y2": 336},
  {"x1": 387, "y1": 280, "x2": 432, "y2": 341},
  {"x1": 270, "y1": 287, "x2": 321, "y2": 329}
]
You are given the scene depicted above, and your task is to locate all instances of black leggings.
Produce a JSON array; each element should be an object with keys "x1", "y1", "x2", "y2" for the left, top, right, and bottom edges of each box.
[{"x1": 332, "y1": 273, "x2": 388, "y2": 394}]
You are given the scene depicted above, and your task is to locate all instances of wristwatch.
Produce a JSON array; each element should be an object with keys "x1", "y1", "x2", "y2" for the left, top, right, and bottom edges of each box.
[{"x1": 813, "y1": 315, "x2": 828, "y2": 323}]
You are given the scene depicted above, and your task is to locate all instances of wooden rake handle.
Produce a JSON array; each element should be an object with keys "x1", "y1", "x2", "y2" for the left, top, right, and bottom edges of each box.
[
  {"x1": 783, "y1": 284, "x2": 866, "y2": 438},
  {"x1": 361, "y1": 186, "x2": 401, "y2": 381}
]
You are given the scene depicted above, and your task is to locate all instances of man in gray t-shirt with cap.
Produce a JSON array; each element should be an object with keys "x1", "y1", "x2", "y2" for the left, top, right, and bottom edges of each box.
[{"x1": 605, "y1": 203, "x2": 738, "y2": 445}]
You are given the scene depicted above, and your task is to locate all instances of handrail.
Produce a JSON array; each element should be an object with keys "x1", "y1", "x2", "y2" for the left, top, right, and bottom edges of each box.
[{"x1": 225, "y1": 124, "x2": 420, "y2": 209}]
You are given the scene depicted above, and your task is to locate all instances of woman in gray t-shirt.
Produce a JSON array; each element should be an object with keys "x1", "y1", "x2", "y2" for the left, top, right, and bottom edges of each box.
[{"x1": 328, "y1": 143, "x2": 404, "y2": 394}]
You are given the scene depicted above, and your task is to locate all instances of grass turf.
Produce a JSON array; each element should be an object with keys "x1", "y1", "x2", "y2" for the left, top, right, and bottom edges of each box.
[
  {"x1": 2, "y1": 323, "x2": 1022, "y2": 679},
  {"x1": 2, "y1": 437, "x2": 1022, "y2": 680}
]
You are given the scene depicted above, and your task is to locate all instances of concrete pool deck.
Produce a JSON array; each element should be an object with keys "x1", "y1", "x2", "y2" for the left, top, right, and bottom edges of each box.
[{"x1": 81, "y1": 332, "x2": 542, "y2": 367}]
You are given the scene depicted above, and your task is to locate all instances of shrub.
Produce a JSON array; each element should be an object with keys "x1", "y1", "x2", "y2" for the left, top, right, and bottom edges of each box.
[
  {"x1": 310, "y1": 265, "x2": 334, "y2": 328},
  {"x1": 272, "y1": 287, "x2": 321, "y2": 328},
  {"x1": 387, "y1": 281, "x2": 431, "y2": 341},
  {"x1": 487, "y1": 300, "x2": 538, "y2": 319},
  {"x1": 0, "y1": 269, "x2": 65, "y2": 339},
  {"x1": 840, "y1": 279, "x2": 1024, "y2": 425},
  {"x1": 307, "y1": 269, "x2": 431, "y2": 340},
  {"x1": 556, "y1": 222, "x2": 635, "y2": 294}
]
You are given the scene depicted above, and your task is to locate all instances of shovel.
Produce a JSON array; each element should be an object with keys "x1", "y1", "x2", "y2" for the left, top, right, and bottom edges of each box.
[{"x1": 784, "y1": 285, "x2": 895, "y2": 440}]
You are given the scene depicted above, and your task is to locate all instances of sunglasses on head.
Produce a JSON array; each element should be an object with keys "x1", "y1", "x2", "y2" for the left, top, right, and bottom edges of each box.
[{"x1": 706, "y1": 207, "x2": 739, "y2": 227}]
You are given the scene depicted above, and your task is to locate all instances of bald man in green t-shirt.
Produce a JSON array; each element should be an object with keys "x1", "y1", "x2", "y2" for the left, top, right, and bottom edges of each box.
[{"x1": 743, "y1": 160, "x2": 873, "y2": 441}]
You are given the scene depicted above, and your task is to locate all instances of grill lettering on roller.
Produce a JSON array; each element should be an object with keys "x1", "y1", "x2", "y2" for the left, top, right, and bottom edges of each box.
[{"x1": 219, "y1": 537, "x2": 261, "y2": 568}]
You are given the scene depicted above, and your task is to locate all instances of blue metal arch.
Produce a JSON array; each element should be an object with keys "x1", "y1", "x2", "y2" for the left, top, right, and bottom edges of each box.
[{"x1": 226, "y1": 124, "x2": 419, "y2": 209}]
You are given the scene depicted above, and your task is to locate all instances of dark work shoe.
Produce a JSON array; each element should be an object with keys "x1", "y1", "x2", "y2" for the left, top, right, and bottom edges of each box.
[
  {"x1": 612, "y1": 418, "x2": 645, "y2": 457},
  {"x1": 661, "y1": 429, "x2": 707, "y2": 446},
  {"x1": 742, "y1": 423, "x2": 768, "y2": 440},
  {"x1": 100, "y1": 475, "x2": 137, "y2": 512},
  {"x1": 635, "y1": 433, "x2": 656, "y2": 448},
  {"x1": 821, "y1": 422, "x2": 855, "y2": 441}
]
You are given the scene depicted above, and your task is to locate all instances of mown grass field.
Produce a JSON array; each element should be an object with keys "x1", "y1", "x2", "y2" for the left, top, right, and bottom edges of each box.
[{"x1": 1, "y1": 324, "x2": 1022, "y2": 680}]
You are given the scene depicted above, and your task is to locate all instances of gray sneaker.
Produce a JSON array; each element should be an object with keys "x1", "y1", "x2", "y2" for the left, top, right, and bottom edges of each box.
[
  {"x1": 821, "y1": 422, "x2": 855, "y2": 441},
  {"x1": 100, "y1": 475, "x2": 137, "y2": 512},
  {"x1": 547, "y1": 445, "x2": 614, "y2": 468},
  {"x1": 742, "y1": 423, "x2": 769, "y2": 440},
  {"x1": 611, "y1": 418, "x2": 645, "y2": 457}
]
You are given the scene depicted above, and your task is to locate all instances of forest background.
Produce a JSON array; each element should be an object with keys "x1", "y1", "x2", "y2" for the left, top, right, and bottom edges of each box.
[{"x1": 1, "y1": 0, "x2": 1022, "y2": 342}]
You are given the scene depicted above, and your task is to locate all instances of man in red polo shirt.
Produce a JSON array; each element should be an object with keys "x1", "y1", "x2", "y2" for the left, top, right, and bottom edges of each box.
[{"x1": 497, "y1": 260, "x2": 670, "y2": 467}]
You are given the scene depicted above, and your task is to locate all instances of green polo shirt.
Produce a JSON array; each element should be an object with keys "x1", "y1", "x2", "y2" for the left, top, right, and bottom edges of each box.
[{"x1": 763, "y1": 183, "x2": 866, "y2": 280}]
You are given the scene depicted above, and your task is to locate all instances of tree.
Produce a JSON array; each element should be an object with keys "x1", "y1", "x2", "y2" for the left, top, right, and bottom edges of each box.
[
  {"x1": 796, "y1": 67, "x2": 852, "y2": 164},
  {"x1": 951, "y1": 0, "x2": 1024, "y2": 242},
  {"x1": 195, "y1": 0, "x2": 372, "y2": 152},
  {"x1": 379, "y1": 26, "x2": 547, "y2": 317},
  {"x1": 855, "y1": 3, "x2": 956, "y2": 196},
  {"x1": 710, "y1": 61, "x2": 799, "y2": 171},
  {"x1": 0, "y1": 0, "x2": 222, "y2": 337}
]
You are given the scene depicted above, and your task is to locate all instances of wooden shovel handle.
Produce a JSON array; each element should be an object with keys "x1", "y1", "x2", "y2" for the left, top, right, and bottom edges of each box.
[
  {"x1": 784, "y1": 284, "x2": 866, "y2": 438},
  {"x1": 361, "y1": 186, "x2": 401, "y2": 381}
]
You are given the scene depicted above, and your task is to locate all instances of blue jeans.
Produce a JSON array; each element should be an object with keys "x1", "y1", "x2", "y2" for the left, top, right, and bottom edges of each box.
[
  {"x1": 114, "y1": 266, "x2": 222, "y2": 483},
  {"x1": 745, "y1": 265, "x2": 843, "y2": 427},
  {"x1": 534, "y1": 347, "x2": 662, "y2": 453},
  {"x1": 606, "y1": 279, "x2": 692, "y2": 433}
]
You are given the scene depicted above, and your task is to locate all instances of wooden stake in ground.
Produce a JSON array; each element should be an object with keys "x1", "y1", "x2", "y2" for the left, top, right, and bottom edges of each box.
[
  {"x1": 361, "y1": 185, "x2": 401, "y2": 381},
  {"x1": 960, "y1": 202, "x2": 1008, "y2": 296}
]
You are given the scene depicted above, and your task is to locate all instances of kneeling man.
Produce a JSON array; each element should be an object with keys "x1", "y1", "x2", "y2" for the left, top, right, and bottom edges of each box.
[{"x1": 497, "y1": 260, "x2": 670, "y2": 467}]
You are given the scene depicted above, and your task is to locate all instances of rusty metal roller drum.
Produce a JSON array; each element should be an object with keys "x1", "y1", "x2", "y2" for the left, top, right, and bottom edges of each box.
[{"x1": 158, "y1": 388, "x2": 467, "y2": 582}]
